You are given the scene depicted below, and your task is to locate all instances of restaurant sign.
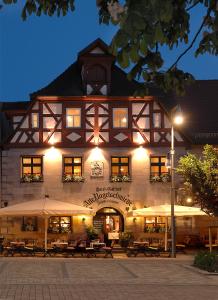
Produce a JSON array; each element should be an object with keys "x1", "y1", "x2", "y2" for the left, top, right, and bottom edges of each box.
[{"x1": 83, "y1": 186, "x2": 132, "y2": 207}]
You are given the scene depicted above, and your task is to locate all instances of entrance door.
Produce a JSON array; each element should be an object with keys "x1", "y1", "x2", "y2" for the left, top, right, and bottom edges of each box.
[{"x1": 93, "y1": 207, "x2": 124, "y2": 234}]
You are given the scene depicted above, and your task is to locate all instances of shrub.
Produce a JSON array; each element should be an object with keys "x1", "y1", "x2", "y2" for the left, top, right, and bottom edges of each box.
[{"x1": 194, "y1": 252, "x2": 218, "y2": 272}]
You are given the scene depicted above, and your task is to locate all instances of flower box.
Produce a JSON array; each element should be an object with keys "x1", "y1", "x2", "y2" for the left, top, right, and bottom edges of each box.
[
  {"x1": 21, "y1": 174, "x2": 43, "y2": 183},
  {"x1": 63, "y1": 174, "x2": 85, "y2": 183},
  {"x1": 110, "y1": 174, "x2": 131, "y2": 182},
  {"x1": 150, "y1": 173, "x2": 171, "y2": 183}
]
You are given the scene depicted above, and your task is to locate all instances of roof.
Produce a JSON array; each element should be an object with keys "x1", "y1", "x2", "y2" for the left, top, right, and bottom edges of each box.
[
  {"x1": 1, "y1": 101, "x2": 29, "y2": 111},
  {"x1": 1, "y1": 39, "x2": 217, "y2": 145}
]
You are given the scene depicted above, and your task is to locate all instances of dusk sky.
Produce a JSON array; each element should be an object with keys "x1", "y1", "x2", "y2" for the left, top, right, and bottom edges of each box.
[{"x1": 1, "y1": 1, "x2": 218, "y2": 102}]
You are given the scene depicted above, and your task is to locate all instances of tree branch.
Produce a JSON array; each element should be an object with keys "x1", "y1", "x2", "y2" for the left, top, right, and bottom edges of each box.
[
  {"x1": 186, "y1": 1, "x2": 201, "y2": 11},
  {"x1": 168, "y1": 6, "x2": 212, "y2": 71}
]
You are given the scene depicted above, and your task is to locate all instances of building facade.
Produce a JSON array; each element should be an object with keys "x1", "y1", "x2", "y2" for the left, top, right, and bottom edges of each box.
[{"x1": 0, "y1": 39, "x2": 217, "y2": 243}]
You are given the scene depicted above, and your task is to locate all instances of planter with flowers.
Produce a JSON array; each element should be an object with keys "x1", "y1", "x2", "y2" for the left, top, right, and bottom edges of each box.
[
  {"x1": 63, "y1": 174, "x2": 85, "y2": 183},
  {"x1": 150, "y1": 173, "x2": 171, "y2": 183},
  {"x1": 21, "y1": 174, "x2": 43, "y2": 183},
  {"x1": 110, "y1": 174, "x2": 131, "y2": 182}
]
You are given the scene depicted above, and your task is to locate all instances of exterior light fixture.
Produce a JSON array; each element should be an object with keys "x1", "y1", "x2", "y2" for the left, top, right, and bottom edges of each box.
[
  {"x1": 173, "y1": 105, "x2": 184, "y2": 126},
  {"x1": 82, "y1": 217, "x2": 86, "y2": 222},
  {"x1": 133, "y1": 217, "x2": 137, "y2": 223},
  {"x1": 186, "y1": 197, "x2": 192, "y2": 204}
]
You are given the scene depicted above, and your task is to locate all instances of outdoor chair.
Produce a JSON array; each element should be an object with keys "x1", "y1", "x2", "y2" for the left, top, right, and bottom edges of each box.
[
  {"x1": 77, "y1": 241, "x2": 87, "y2": 256},
  {"x1": 101, "y1": 240, "x2": 115, "y2": 258}
]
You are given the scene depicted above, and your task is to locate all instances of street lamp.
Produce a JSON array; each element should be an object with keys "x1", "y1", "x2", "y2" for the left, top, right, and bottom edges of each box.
[{"x1": 170, "y1": 106, "x2": 184, "y2": 258}]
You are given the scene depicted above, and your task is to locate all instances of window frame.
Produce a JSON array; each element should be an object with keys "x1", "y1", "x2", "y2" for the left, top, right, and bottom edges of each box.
[
  {"x1": 21, "y1": 155, "x2": 43, "y2": 182},
  {"x1": 48, "y1": 216, "x2": 72, "y2": 234},
  {"x1": 150, "y1": 155, "x2": 169, "y2": 177},
  {"x1": 112, "y1": 107, "x2": 128, "y2": 128},
  {"x1": 63, "y1": 156, "x2": 83, "y2": 176},
  {"x1": 111, "y1": 156, "x2": 130, "y2": 176},
  {"x1": 66, "y1": 107, "x2": 81, "y2": 128}
]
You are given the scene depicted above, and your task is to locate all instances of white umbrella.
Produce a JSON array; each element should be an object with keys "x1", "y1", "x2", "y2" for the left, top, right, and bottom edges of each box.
[
  {"x1": 0, "y1": 199, "x2": 93, "y2": 250},
  {"x1": 130, "y1": 204, "x2": 206, "y2": 217},
  {"x1": 128, "y1": 204, "x2": 206, "y2": 251}
]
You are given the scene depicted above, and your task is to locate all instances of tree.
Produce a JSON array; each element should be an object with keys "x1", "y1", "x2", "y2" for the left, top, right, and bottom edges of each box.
[
  {"x1": 2, "y1": 0, "x2": 218, "y2": 94},
  {"x1": 177, "y1": 145, "x2": 218, "y2": 216}
]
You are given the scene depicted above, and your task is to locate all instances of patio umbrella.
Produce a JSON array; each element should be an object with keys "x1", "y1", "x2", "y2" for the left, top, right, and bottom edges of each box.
[
  {"x1": 0, "y1": 198, "x2": 93, "y2": 250},
  {"x1": 128, "y1": 204, "x2": 206, "y2": 251},
  {"x1": 130, "y1": 204, "x2": 206, "y2": 217}
]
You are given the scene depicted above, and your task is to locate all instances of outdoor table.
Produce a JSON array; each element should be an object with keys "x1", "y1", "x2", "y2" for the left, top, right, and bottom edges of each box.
[
  {"x1": 133, "y1": 241, "x2": 149, "y2": 246},
  {"x1": 51, "y1": 242, "x2": 68, "y2": 247},
  {"x1": 205, "y1": 244, "x2": 218, "y2": 249},
  {"x1": 10, "y1": 241, "x2": 25, "y2": 246},
  {"x1": 90, "y1": 242, "x2": 106, "y2": 248}
]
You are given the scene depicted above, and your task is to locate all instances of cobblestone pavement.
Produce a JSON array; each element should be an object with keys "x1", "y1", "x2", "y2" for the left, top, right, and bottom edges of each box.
[{"x1": 0, "y1": 255, "x2": 217, "y2": 300}]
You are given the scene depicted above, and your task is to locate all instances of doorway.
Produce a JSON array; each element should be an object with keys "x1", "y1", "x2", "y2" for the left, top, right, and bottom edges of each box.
[{"x1": 93, "y1": 207, "x2": 124, "y2": 234}]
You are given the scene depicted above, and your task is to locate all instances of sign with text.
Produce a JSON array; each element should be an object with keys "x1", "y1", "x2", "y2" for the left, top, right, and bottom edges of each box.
[{"x1": 83, "y1": 186, "x2": 133, "y2": 208}]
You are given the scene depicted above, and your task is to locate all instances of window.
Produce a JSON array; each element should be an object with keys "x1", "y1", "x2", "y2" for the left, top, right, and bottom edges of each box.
[
  {"x1": 111, "y1": 157, "x2": 130, "y2": 176},
  {"x1": 22, "y1": 217, "x2": 37, "y2": 232},
  {"x1": 31, "y1": 113, "x2": 39, "y2": 128},
  {"x1": 21, "y1": 156, "x2": 43, "y2": 182},
  {"x1": 144, "y1": 217, "x2": 165, "y2": 233},
  {"x1": 48, "y1": 216, "x2": 71, "y2": 233},
  {"x1": 63, "y1": 157, "x2": 82, "y2": 176},
  {"x1": 113, "y1": 108, "x2": 128, "y2": 128},
  {"x1": 150, "y1": 156, "x2": 170, "y2": 182},
  {"x1": 66, "y1": 108, "x2": 81, "y2": 128}
]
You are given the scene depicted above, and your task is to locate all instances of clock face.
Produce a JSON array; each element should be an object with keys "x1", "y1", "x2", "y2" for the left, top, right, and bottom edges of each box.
[{"x1": 91, "y1": 161, "x2": 104, "y2": 177}]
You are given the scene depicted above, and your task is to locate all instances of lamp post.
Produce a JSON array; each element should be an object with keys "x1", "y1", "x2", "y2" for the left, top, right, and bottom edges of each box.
[{"x1": 170, "y1": 107, "x2": 184, "y2": 258}]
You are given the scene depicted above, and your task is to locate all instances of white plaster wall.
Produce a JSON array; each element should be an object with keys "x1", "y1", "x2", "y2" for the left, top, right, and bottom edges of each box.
[{"x1": 2, "y1": 146, "x2": 190, "y2": 215}]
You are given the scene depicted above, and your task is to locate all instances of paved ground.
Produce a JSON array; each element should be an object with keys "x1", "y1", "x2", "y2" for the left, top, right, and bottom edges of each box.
[{"x1": 0, "y1": 255, "x2": 217, "y2": 299}]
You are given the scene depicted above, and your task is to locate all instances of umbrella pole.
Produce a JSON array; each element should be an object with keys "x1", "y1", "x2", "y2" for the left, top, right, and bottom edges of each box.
[
  {"x1": 209, "y1": 227, "x2": 212, "y2": 253},
  {"x1": 44, "y1": 217, "x2": 48, "y2": 252},
  {"x1": 164, "y1": 217, "x2": 168, "y2": 251}
]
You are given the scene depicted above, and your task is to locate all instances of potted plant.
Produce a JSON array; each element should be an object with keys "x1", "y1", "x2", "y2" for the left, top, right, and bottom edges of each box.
[
  {"x1": 119, "y1": 231, "x2": 134, "y2": 248},
  {"x1": 85, "y1": 226, "x2": 99, "y2": 242}
]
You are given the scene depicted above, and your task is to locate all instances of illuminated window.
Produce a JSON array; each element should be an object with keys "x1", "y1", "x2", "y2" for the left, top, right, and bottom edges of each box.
[
  {"x1": 111, "y1": 156, "x2": 130, "y2": 176},
  {"x1": 63, "y1": 157, "x2": 82, "y2": 176},
  {"x1": 21, "y1": 156, "x2": 43, "y2": 182},
  {"x1": 113, "y1": 108, "x2": 128, "y2": 128},
  {"x1": 31, "y1": 113, "x2": 39, "y2": 128},
  {"x1": 48, "y1": 216, "x2": 71, "y2": 233},
  {"x1": 66, "y1": 108, "x2": 81, "y2": 128},
  {"x1": 150, "y1": 156, "x2": 169, "y2": 177}
]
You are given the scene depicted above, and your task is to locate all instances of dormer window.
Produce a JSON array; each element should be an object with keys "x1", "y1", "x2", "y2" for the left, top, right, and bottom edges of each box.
[{"x1": 86, "y1": 64, "x2": 107, "y2": 95}]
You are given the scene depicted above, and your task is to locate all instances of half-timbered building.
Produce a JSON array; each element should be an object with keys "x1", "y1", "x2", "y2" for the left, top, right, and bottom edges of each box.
[{"x1": 0, "y1": 39, "x2": 217, "y2": 244}]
